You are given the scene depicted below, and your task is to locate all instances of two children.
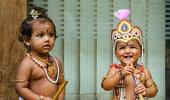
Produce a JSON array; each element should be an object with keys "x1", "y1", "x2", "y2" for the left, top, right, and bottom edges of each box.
[
  {"x1": 15, "y1": 6, "x2": 66, "y2": 100},
  {"x1": 101, "y1": 9, "x2": 158, "y2": 100},
  {"x1": 15, "y1": 6, "x2": 157, "y2": 100}
]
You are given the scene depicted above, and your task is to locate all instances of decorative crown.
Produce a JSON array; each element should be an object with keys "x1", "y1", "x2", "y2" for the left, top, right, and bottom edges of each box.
[
  {"x1": 112, "y1": 9, "x2": 143, "y2": 45},
  {"x1": 112, "y1": 19, "x2": 143, "y2": 45},
  {"x1": 30, "y1": 9, "x2": 41, "y2": 19}
]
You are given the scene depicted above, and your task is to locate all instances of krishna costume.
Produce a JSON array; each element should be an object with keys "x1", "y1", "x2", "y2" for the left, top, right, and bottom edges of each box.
[
  {"x1": 16, "y1": 8, "x2": 68, "y2": 100},
  {"x1": 109, "y1": 9, "x2": 146, "y2": 100}
]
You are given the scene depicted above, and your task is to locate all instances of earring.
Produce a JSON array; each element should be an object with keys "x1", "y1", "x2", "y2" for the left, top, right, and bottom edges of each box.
[{"x1": 25, "y1": 44, "x2": 31, "y2": 52}]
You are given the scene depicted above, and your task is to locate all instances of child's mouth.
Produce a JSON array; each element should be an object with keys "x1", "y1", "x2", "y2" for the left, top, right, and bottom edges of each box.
[
  {"x1": 43, "y1": 45, "x2": 51, "y2": 49},
  {"x1": 123, "y1": 55, "x2": 133, "y2": 62},
  {"x1": 124, "y1": 55, "x2": 133, "y2": 58}
]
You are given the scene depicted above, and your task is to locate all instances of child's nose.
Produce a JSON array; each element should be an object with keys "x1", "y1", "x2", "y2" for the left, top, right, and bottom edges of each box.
[
  {"x1": 125, "y1": 47, "x2": 130, "y2": 52},
  {"x1": 44, "y1": 35, "x2": 50, "y2": 41}
]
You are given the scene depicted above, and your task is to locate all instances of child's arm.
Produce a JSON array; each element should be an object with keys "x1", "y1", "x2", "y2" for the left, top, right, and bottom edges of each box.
[
  {"x1": 101, "y1": 63, "x2": 135, "y2": 90},
  {"x1": 16, "y1": 58, "x2": 53, "y2": 100},
  {"x1": 15, "y1": 58, "x2": 43, "y2": 99},
  {"x1": 135, "y1": 68, "x2": 158, "y2": 98},
  {"x1": 144, "y1": 69, "x2": 158, "y2": 97},
  {"x1": 101, "y1": 67, "x2": 122, "y2": 90},
  {"x1": 56, "y1": 58, "x2": 66, "y2": 100}
]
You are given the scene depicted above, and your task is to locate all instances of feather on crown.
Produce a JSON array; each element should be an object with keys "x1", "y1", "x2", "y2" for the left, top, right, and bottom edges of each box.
[{"x1": 112, "y1": 9, "x2": 143, "y2": 46}]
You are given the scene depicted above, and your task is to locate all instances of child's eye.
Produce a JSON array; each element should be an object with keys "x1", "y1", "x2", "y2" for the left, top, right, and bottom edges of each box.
[
  {"x1": 48, "y1": 32, "x2": 55, "y2": 37},
  {"x1": 130, "y1": 46, "x2": 136, "y2": 48},
  {"x1": 36, "y1": 33, "x2": 44, "y2": 38},
  {"x1": 118, "y1": 46, "x2": 125, "y2": 50},
  {"x1": 130, "y1": 45, "x2": 139, "y2": 49}
]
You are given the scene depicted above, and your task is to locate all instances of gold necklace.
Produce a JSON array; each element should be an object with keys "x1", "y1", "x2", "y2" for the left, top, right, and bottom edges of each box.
[
  {"x1": 30, "y1": 53, "x2": 54, "y2": 68},
  {"x1": 27, "y1": 53, "x2": 59, "y2": 83}
]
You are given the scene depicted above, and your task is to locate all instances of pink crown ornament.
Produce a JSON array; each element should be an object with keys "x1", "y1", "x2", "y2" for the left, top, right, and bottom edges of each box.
[{"x1": 113, "y1": 9, "x2": 130, "y2": 20}]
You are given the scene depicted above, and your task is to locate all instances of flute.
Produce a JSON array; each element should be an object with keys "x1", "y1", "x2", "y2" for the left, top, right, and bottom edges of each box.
[
  {"x1": 132, "y1": 76, "x2": 144, "y2": 100},
  {"x1": 138, "y1": 94, "x2": 144, "y2": 100},
  {"x1": 52, "y1": 81, "x2": 68, "y2": 100}
]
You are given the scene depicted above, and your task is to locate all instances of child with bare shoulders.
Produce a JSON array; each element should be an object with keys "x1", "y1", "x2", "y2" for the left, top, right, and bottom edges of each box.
[
  {"x1": 101, "y1": 9, "x2": 158, "y2": 100},
  {"x1": 15, "y1": 5, "x2": 66, "y2": 100}
]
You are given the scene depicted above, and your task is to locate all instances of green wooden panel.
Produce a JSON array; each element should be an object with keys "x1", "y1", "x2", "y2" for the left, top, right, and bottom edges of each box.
[
  {"x1": 96, "y1": 0, "x2": 113, "y2": 99},
  {"x1": 79, "y1": 1, "x2": 96, "y2": 99},
  {"x1": 147, "y1": 0, "x2": 165, "y2": 100}
]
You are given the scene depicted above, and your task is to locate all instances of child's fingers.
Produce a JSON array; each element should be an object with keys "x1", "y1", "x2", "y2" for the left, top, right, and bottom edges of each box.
[
  {"x1": 135, "y1": 84, "x2": 146, "y2": 94},
  {"x1": 122, "y1": 66, "x2": 133, "y2": 76},
  {"x1": 127, "y1": 63, "x2": 134, "y2": 74},
  {"x1": 121, "y1": 63, "x2": 135, "y2": 77}
]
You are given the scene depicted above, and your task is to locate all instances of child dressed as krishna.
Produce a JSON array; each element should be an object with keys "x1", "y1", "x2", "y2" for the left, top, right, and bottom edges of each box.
[{"x1": 101, "y1": 9, "x2": 158, "y2": 100}]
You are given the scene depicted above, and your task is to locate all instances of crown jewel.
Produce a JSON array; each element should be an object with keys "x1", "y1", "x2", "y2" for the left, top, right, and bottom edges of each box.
[{"x1": 112, "y1": 19, "x2": 143, "y2": 45}]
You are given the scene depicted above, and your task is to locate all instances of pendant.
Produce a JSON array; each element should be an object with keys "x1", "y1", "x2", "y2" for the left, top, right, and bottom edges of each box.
[{"x1": 47, "y1": 65, "x2": 57, "y2": 80}]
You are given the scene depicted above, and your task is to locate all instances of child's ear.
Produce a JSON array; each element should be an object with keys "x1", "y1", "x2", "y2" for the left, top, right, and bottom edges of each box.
[{"x1": 24, "y1": 39, "x2": 31, "y2": 47}]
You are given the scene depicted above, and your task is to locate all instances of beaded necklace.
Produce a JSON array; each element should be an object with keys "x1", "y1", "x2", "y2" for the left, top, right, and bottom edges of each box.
[
  {"x1": 111, "y1": 64, "x2": 144, "y2": 100},
  {"x1": 27, "y1": 53, "x2": 60, "y2": 84}
]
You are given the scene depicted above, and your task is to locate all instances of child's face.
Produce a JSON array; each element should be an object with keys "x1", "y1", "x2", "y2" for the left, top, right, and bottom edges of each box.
[
  {"x1": 115, "y1": 39, "x2": 142, "y2": 66},
  {"x1": 26, "y1": 19, "x2": 56, "y2": 54}
]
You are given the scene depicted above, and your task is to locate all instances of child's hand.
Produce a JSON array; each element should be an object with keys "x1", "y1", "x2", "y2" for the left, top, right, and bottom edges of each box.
[
  {"x1": 122, "y1": 63, "x2": 134, "y2": 77},
  {"x1": 135, "y1": 83, "x2": 147, "y2": 96},
  {"x1": 43, "y1": 96, "x2": 53, "y2": 100}
]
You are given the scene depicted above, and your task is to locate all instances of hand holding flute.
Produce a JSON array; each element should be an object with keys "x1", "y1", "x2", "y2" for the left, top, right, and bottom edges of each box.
[{"x1": 135, "y1": 82, "x2": 146, "y2": 100}]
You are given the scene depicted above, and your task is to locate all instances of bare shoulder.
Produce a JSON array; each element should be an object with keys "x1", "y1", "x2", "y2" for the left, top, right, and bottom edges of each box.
[
  {"x1": 18, "y1": 56, "x2": 34, "y2": 70},
  {"x1": 107, "y1": 64, "x2": 118, "y2": 74},
  {"x1": 16, "y1": 56, "x2": 34, "y2": 79}
]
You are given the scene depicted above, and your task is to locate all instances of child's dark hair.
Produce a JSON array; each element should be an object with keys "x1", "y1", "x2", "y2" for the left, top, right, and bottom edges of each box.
[{"x1": 18, "y1": 5, "x2": 56, "y2": 42}]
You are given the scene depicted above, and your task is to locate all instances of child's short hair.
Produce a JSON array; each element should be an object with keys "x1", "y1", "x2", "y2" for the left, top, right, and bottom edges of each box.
[{"x1": 18, "y1": 5, "x2": 56, "y2": 42}]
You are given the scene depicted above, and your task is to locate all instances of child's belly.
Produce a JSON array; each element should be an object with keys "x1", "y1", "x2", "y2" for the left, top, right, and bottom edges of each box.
[{"x1": 29, "y1": 78, "x2": 58, "y2": 97}]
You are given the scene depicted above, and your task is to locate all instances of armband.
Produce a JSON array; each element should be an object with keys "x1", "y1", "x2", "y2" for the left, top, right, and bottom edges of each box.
[
  {"x1": 148, "y1": 81, "x2": 157, "y2": 88},
  {"x1": 14, "y1": 79, "x2": 27, "y2": 82}
]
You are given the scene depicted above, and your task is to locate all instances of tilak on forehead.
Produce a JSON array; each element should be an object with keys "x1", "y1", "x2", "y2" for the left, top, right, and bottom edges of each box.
[{"x1": 112, "y1": 9, "x2": 143, "y2": 47}]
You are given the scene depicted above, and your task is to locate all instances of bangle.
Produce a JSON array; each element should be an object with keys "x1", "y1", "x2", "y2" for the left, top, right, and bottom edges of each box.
[{"x1": 39, "y1": 95, "x2": 44, "y2": 100}]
